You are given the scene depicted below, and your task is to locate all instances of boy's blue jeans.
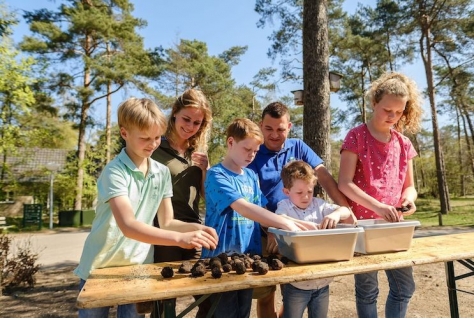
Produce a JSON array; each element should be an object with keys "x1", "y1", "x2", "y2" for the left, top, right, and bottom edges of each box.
[
  {"x1": 209, "y1": 288, "x2": 253, "y2": 318},
  {"x1": 355, "y1": 267, "x2": 415, "y2": 318},
  {"x1": 281, "y1": 283, "x2": 329, "y2": 318},
  {"x1": 78, "y1": 279, "x2": 144, "y2": 318}
]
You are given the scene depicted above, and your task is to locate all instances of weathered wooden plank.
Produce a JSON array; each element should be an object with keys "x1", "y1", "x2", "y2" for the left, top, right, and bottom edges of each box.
[{"x1": 77, "y1": 232, "x2": 474, "y2": 309}]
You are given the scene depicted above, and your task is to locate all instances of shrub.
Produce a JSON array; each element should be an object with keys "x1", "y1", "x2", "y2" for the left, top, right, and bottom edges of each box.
[{"x1": 0, "y1": 234, "x2": 40, "y2": 291}]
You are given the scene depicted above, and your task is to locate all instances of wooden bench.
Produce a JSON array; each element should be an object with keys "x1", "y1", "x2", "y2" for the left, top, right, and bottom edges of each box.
[{"x1": 0, "y1": 216, "x2": 13, "y2": 232}]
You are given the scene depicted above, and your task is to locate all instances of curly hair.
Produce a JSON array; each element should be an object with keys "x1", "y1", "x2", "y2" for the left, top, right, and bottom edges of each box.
[
  {"x1": 165, "y1": 89, "x2": 212, "y2": 157},
  {"x1": 365, "y1": 71, "x2": 423, "y2": 134},
  {"x1": 281, "y1": 160, "x2": 317, "y2": 189}
]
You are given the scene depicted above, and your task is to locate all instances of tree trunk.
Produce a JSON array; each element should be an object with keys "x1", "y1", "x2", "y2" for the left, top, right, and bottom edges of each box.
[
  {"x1": 419, "y1": 12, "x2": 450, "y2": 219},
  {"x1": 461, "y1": 112, "x2": 474, "y2": 177},
  {"x1": 74, "y1": 32, "x2": 93, "y2": 211},
  {"x1": 360, "y1": 70, "x2": 366, "y2": 123},
  {"x1": 106, "y1": 81, "x2": 112, "y2": 164},
  {"x1": 302, "y1": 0, "x2": 330, "y2": 197},
  {"x1": 455, "y1": 107, "x2": 464, "y2": 196},
  {"x1": 460, "y1": 106, "x2": 474, "y2": 175},
  {"x1": 106, "y1": 41, "x2": 112, "y2": 164},
  {"x1": 411, "y1": 134, "x2": 426, "y2": 190}
]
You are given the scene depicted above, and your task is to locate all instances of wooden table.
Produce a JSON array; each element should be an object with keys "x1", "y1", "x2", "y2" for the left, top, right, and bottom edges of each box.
[{"x1": 77, "y1": 232, "x2": 474, "y2": 317}]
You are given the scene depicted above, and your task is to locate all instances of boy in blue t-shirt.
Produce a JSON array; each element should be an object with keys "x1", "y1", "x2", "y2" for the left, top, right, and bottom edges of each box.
[
  {"x1": 202, "y1": 118, "x2": 302, "y2": 318},
  {"x1": 74, "y1": 97, "x2": 218, "y2": 318}
]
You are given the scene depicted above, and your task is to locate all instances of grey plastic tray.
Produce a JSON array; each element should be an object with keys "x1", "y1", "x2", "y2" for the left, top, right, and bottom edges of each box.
[
  {"x1": 268, "y1": 226, "x2": 363, "y2": 264},
  {"x1": 354, "y1": 220, "x2": 421, "y2": 254}
]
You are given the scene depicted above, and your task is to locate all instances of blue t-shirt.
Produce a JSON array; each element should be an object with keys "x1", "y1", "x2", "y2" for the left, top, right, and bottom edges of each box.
[
  {"x1": 202, "y1": 163, "x2": 268, "y2": 258},
  {"x1": 247, "y1": 138, "x2": 323, "y2": 212}
]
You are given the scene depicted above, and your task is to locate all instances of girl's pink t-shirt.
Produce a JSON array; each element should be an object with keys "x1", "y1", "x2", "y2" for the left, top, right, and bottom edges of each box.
[{"x1": 341, "y1": 124, "x2": 417, "y2": 220}]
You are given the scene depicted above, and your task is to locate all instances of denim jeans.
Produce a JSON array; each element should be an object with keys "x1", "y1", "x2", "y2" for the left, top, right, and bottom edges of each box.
[
  {"x1": 281, "y1": 284, "x2": 329, "y2": 318},
  {"x1": 355, "y1": 267, "x2": 415, "y2": 318},
  {"x1": 209, "y1": 288, "x2": 253, "y2": 318},
  {"x1": 78, "y1": 279, "x2": 144, "y2": 318}
]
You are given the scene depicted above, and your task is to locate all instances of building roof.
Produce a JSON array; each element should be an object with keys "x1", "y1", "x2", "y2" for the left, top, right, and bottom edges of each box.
[{"x1": 3, "y1": 148, "x2": 70, "y2": 183}]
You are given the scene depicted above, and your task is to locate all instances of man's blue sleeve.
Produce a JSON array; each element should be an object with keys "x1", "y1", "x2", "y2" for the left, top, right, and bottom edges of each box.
[{"x1": 299, "y1": 140, "x2": 324, "y2": 168}]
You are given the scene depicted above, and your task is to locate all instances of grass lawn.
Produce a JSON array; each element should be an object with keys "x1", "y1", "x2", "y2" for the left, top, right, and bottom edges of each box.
[{"x1": 406, "y1": 197, "x2": 474, "y2": 228}]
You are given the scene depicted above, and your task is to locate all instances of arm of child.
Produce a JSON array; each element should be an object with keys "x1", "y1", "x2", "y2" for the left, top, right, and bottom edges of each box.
[
  {"x1": 280, "y1": 215, "x2": 320, "y2": 230},
  {"x1": 109, "y1": 195, "x2": 217, "y2": 250},
  {"x1": 157, "y1": 197, "x2": 218, "y2": 247},
  {"x1": 338, "y1": 150, "x2": 400, "y2": 222},
  {"x1": 230, "y1": 198, "x2": 303, "y2": 232},
  {"x1": 314, "y1": 164, "x2": 357, "y2": 224},
  {"x1": 263, "y1": 215, "x2": 319, "y2": 254},
  {"x1": 398, "y1": 159, "x2": 417, "y2": 217},
  {"x1": 319, "y1": 206, "x2": 352, "y2": 229}
]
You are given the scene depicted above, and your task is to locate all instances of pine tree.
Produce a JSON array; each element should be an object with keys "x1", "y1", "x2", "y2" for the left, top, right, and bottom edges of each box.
[{"x1": 20, "y1": 0, "x2": 160, "y2": 210}]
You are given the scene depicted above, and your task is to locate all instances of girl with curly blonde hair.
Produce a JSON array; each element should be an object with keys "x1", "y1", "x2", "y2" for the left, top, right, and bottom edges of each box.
[{"x1": 339, "y1": 71, "x2": 423, "y2": 318}]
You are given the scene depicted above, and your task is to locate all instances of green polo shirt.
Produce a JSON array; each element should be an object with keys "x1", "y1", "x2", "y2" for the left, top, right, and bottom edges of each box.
[
  {"x1": 151, "y1": 138, "x2": 203, "y2": 224},
  {"x1": 74, "y1": 148, "x2": 172, "y2": 280}
]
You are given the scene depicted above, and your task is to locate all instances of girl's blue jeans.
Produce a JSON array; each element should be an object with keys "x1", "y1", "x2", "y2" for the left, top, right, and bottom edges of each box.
[
  {"x1": 281, "y1": 283, "x2": 329, "y2": 318},
  {"x1": 355, "y1": 267, "x2": 415, "y2": 318},
  {"x1": 78, "y1": 279, "x2": 144, "y2": 318}
]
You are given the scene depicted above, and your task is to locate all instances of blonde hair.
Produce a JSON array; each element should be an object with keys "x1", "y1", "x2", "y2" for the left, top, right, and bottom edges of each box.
[
  {"x1": 166, "y1": 89, "x2": 212, "y2": 156},
  {"x1": 281, "y1": 160, "x2": 317, "y2": 189},
  {"x1": 118, "y1": 97, "x2": 167, "y2": 131},
  {"x1": 226, "y1": 118, "x2": 263, "y2": 144},
  {"x1": 365, "y1": 71, "x2": 423, "y2": 134}
]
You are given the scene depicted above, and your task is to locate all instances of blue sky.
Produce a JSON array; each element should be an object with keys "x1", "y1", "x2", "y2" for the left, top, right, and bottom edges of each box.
[{"x1": 6, "y1": 0, "x2": 435, "y2": 133}]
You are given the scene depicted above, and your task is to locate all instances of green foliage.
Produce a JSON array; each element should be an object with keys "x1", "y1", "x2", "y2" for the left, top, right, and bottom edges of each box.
[
  {"x1": 0, "y1": 38, "x2": 36, "y2": 154},
  {"x1": 20, "y1": 0, "x2": 163, "y2": 209},
  {"x1": 331, "y1": 0, "x2": 416, "y2": 131}
]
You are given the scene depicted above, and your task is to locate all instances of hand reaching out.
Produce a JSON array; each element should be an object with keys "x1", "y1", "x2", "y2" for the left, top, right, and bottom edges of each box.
[
  {"x1": 397, "y1": 198, "x2": 416, "y2": 218},
  {"x1": 319, "y1": 211, "x2": 341, "y2": 229},
  {"x1": 375, "y1": 203, "x2": 401, "y2": 223},
  {"x1": 179, "y1": 228, "x2": 218, "y2": 250},
  {"x1": 293, "y1": 219, "x2": 319, "y2": 230}
]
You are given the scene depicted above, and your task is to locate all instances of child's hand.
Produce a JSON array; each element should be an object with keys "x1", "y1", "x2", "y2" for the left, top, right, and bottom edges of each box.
[
  {"x1": 375, "y1": 204, "x2": 400, "y2": 222},
  {"x1": 293, "y1": 219, "x2": 319, "y2": 230},
  {"x1": 180, "y1": 229, "x2": 218, "y2": 250},
  {"x1": 281, "y1": 219, "x2": 302, "y2": 232},
  {"x1": 201, "y1": 225, "x2": 219, "y2": 243},
  {"x1": 320, "y1": 212, "x2": 341, "y2": 229},
  {"x1": 396, "y1": 199, "x2": 416, "y2": 218}
]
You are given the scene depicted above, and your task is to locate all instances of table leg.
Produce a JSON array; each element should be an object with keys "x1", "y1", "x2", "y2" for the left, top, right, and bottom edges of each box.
[
  {"x1": 445, "y1": 261, "x2": 459, "y2": 318},
  {"x1": 163, "y1": 300, "x2": 176, "y2": 318},
  {"x1": 176, "y1": 294, "x2": 213, "y2": 318},
  {"x1": 151, "y1": 299, "x2": 176, "y2": 318}
]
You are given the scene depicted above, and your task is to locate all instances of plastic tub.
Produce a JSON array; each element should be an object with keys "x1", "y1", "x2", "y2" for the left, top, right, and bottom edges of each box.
[
  {"x1": 268, "y1": 226, "x2": 363, "y2": 264},
  {"x1": 355, "y1": 219, "x2": 421, "y2": 254}
]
